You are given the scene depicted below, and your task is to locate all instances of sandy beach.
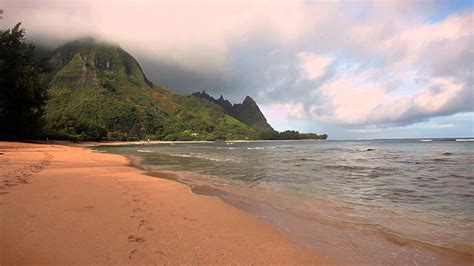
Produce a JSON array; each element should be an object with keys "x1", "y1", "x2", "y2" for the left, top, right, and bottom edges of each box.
[{"x1": 0, "y1": 141, "x2": 331, "y2": 265}]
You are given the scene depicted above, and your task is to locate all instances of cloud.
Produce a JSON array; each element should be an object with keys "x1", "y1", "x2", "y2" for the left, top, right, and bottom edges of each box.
[
  {"x1": 288, "y1": 72, "x2": 472, "y2": 128},
  {"x1": 271, "y1": 11, "x2": 473, "y2": 129},
  {"x1": 348, "y1": 122, "x2": 456, "y2": 134},
  {"x1": 297, "y1": 52, "x2": 333, "y2": 80},
  {"x1": 1, "y1": 0, "x2": 472, "y2": 137}
]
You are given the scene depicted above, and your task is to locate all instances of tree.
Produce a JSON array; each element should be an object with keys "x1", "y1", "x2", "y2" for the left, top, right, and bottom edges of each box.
[{"x1": 0, "y1": 23, "x2": 48, "y2": 139}]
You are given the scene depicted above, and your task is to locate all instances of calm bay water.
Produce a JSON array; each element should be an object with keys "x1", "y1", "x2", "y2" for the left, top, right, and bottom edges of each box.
[{"x1": 96, "y1": 139, "x2": 474, "y2": 265}]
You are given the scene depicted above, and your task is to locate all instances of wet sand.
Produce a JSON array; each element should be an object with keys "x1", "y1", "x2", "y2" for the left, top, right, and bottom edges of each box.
[{"x1": 0, "y1": 142, "x2": 332, "y2": 265}]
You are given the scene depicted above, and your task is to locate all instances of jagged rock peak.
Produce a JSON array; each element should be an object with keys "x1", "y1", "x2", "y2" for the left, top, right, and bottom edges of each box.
[
  {"x1": 242, "y1": 96, "x2": 257, "y2": 106},
  {"x1": 192, "y1": 91, "x2": 275, "y2": 134}
]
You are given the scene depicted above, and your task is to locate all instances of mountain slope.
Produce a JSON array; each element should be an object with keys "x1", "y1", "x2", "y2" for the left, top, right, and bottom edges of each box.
[
  {"x1": 43, "y1": 39, "x2": 255, "y2": 140},
  {"x1": 192, "y1": 91, "x2": 275, "y2": 134},
  {"x1": 231, "y1": 96, "x2": 275, "y2": 134}
]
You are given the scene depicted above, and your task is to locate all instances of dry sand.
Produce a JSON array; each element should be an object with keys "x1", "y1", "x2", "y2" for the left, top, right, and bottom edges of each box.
[{"x1": 0, "y1": 142, "x2": 332, "y2": 265}]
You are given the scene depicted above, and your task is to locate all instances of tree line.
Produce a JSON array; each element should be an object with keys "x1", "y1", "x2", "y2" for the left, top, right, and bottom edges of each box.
[{"x1": 0, "y1": 23, "x2": 48, "y2": 140}]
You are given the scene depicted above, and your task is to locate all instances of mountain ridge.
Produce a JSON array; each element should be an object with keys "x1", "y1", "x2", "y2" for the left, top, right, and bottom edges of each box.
[{"x1": 192, "y1": 91, "x2": 275, "y2": 134}]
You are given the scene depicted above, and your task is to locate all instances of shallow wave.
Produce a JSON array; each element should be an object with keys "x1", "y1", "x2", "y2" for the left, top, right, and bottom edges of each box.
[
  {"x1": 282, "y1": 157, "x2": 318, "y2": 163},
  {"x1": 323, "y1": 164, "x2": 380, "y2": 171},
  {"x1": 167, "y1": 153, "x2": 236, "y2": 162},
  {"x1": 247, "y1": 146, "x2": 277, "y2": 150},
  {"x1": 167, "y1": 153, "x2": 192, "y2": 158},
  {"x1": 137, "y1": 149, "x2": 154, "y2": 153},
  {"x1": 217, "y1": 146, "x2": 278, "y2": 150}
]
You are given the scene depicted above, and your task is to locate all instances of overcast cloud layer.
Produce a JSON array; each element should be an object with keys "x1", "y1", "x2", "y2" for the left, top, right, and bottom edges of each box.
[{"x1": 2, "y1": 0, "x2": 473, "y2": 138}]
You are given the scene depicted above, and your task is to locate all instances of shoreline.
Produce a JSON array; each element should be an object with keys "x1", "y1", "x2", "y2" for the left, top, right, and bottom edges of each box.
[{"x1": 0, "y1": 141, "x2": 331, "y2": 264}]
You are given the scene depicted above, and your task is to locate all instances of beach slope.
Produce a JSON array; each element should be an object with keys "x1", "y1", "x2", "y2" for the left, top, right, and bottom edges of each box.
[{"x1": 0, "y1": 142, "x2": 330, "y2": 265}]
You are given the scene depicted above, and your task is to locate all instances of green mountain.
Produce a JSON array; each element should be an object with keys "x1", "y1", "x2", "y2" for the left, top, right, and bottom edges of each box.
[
  {"x1": 192, "y1": 91, "x2": 275, "y2": 134},
  {"x1": 42, "y1": 39, "x2": 256, "y2": 141}
]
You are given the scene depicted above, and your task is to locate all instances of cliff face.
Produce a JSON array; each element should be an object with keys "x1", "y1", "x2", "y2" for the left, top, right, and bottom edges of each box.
[{"x1": 192, "y1": 91, "x2": 275, "y2": 134}]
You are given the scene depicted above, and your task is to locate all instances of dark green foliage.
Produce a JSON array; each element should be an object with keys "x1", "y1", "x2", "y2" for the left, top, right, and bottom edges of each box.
[
  {"x1": 0, "y1": 23, "x2": 48, "y2": 139},
  {"x1": 260, "y1": 130, "x2": 328, "y2": 140}
]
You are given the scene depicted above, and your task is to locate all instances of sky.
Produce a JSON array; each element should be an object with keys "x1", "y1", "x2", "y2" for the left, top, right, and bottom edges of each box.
[{"x1": 1, "y1": 0, "x2": 473, "y2": 139}]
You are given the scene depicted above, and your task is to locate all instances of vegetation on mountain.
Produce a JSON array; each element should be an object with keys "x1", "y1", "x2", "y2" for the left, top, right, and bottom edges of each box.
[
  {"x1": 260, "y1": 130, "x2": 327, "y2": 140},
  {"x1": 41, "y1": 38, "x2": 255, "y2": 141},
  {"x1": 0, "y1": 23, "x2": 48, "y2": 140}
]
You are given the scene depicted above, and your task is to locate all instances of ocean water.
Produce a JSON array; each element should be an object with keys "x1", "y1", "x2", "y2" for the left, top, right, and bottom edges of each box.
[{"x1": 96, "y1": 139, "x2": 474, "y2": 265}]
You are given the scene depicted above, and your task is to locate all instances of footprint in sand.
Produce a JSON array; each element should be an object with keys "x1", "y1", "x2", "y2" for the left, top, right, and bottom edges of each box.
[
  {"x1": 128, "y1": 234, "x2": 145, "y2": 243},
  {"x1": 128, "y1": 249, "x2": 137, "y2": 259},
  {"x1": 133, "y1": 207, "x2": 144, "y2": 213},
  {"x1": 182, "y1": 216, "x2": 196, "y2": 222},
  {"x1": 16, "y1": 178, "x2": 29, "y2": 184},
  {"x1": 138, "y1": 219, "x2": 153, "y2": 230}
]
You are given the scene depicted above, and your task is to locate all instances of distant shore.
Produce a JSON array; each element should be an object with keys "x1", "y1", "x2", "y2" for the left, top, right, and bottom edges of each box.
[{"x1": 0, "y1": 141, "x2": 331, "y2": 264}]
